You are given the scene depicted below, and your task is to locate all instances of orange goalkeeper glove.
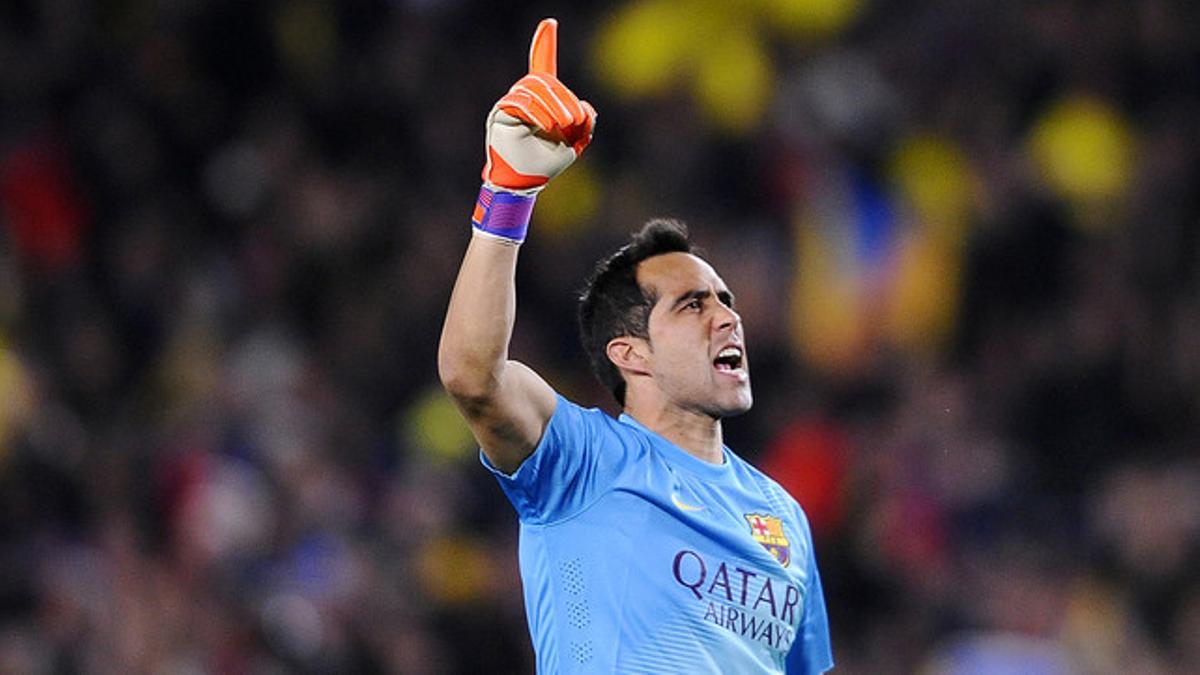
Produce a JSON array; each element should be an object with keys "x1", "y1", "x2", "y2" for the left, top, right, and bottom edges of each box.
[{"x1": 472, "y1": 19, "x2": 597, "y2": 243}]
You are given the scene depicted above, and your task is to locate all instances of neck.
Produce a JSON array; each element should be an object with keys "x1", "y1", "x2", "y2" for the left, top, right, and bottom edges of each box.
[{"x1": 624, "y1": 400, "x2": 725, "y2": 464}]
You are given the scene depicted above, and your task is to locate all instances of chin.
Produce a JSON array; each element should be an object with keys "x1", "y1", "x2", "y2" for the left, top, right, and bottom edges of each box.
[
  {"x1": 731, "y1": 397, "x2": 754, "y2": 416},
  {"x1": 716, "y1": 389, "x2": 754, "y2": 418}
]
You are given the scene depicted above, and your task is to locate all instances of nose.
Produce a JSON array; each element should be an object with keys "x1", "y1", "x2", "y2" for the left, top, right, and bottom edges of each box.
[{"x1": 713, "y1": 303, "x2": 740, "y2": 333}]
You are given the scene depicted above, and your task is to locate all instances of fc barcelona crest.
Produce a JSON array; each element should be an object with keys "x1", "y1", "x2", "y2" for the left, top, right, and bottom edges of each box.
[{"x1": 744, "y1": 514, "x2": 791, "y2": 567}]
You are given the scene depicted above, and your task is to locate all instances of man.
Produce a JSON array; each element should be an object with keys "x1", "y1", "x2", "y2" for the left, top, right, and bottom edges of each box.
[{"x1": 438, "y1": 18, "x2": 833, "y2": 673}]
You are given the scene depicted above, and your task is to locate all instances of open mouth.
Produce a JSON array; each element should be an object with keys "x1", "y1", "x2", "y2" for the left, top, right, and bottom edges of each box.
[{"x1": 713, "y1": 346, "x2": 744, "y2": 373}]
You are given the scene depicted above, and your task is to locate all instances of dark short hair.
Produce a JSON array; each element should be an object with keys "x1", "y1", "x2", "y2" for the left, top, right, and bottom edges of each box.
[{"x1": 578, "y1": 218, "x2": 694, "y2": 406}]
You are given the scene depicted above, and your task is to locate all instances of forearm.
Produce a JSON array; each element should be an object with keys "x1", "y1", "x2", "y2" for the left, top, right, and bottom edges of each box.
[
  {"x1": 438, "y1": 234, "x2": 520, "y2": 399},
  {"x1": 436, "y1": 18, "x2": 592, "y2": 468}
]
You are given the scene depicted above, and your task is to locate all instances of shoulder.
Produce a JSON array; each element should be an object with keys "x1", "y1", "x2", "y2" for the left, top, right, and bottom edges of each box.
[
  {"x1": 729, "y1": 451, "x2": 790, "y2": 494},
  {"x1": 551, "y1": 395, "x2": 626, "y2": 434},
  {"x1": 729, "y1": 452, "x2": 809, "y2": 518},
  {"x1": 543, "y1": 394, "x2": 646, "y2": 451}
]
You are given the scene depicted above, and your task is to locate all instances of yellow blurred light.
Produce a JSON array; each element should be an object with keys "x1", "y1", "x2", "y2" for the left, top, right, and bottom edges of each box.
[
  {"x1": 0, "y1": 345, "x2": 33, "y2": 463},
  {"x1": 759, "y1": 0, "x2": 865, "y2": 38},
  {"x1": 885, "y1": 230, "x2": 961, "y2": 353},
  {"x1": 416, "y1": 534, "x2": 492, "y2": 606},
  {"x1": 404, "y1": 386, "x2": 475, "y2": 464},
  {"x1": 534, "y1": 163, "x2": 601, "y2": 237},
  {"x1": 275, "y1": 0, "x2": 338, "y2": 82},
  {"x1": 592, "y1": 0, "x2": 694, "y2": 97},
  {"x1": 693, "y1": 25, "x2": 774, "y2": 134},
  {"x1": 889, "y1": 134, "x2": 975, "y2": 240},
  {"x1": 159, "y1": 323, "x2": 222, "y2": 413},
  {"x1": 885, "y1": 134, "x2": 973, "y2": 354},
  {"x1": 790, "y1": 221, "x2": 871, "y2": 374},
  {"x1": 1061, "y1": 578, "x2": 1133, "y2": 672},
  {"x1": 1030, "y1": 96, "x2": 1134, "y2": 208},
  {"x1": 592, "y1": 0, "x2": 777, "y2": 132}
]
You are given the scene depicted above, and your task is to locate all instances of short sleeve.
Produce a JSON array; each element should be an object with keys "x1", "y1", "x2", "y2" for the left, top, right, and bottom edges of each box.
[
  {"x1": 480, "y1": 394, "x2": 632, "y2": 525},
  {"x1": 786, "y1": 521, "x2": 834, "y2": 674}
]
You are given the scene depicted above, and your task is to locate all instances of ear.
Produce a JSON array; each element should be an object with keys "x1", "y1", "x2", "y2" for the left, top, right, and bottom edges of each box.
[{"x1": 605, "y1": 336, "x2": 651, "y2": 376}]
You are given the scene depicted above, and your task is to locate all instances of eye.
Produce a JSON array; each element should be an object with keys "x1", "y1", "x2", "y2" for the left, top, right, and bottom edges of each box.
[{"x1": 684, "y1": 298, "x2": 703, "y2": 312}]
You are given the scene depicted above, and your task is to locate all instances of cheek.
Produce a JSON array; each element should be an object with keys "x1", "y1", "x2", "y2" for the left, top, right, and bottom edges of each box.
[
  {"x1": 648, "y1": 322, "x2": 709, "y2": 375},
  {"x1": 649, "y1": 336, "x2": 691, "y2": 375},
  {"x1": 663, "y1": 343, "x2": 709, "y2": 381}
]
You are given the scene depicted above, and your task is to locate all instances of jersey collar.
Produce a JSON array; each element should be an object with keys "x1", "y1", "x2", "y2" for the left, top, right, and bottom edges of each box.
[{"x1": 617, "y1": 413, "x2": 734, "y2": 480}]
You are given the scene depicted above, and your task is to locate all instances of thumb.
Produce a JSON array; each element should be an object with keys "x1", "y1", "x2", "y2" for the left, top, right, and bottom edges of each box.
[{"x1": 528, "y1": 18, "x2": 557, "y2": 76}]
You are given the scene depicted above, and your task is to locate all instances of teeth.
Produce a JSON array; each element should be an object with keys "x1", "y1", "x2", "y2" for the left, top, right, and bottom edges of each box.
[{"x1": 714, "y1": 346, "x2": 744, "y2": 372}]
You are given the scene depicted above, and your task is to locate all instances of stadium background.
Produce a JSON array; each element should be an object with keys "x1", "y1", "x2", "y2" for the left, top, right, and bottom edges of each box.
[{"x1": 0, "y1": 0, "x2": 1197, "y2": 672}]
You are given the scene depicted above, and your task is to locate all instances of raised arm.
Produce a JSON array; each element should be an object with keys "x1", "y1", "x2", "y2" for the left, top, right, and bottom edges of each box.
[{"x1": 438, "y1": 19, "x2": 596, "y2": 474}]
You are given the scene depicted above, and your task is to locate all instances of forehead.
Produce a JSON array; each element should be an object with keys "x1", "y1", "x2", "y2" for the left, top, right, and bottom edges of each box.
[{"x1": 636, "y1": 252, "x2": 726, "y2": 302}]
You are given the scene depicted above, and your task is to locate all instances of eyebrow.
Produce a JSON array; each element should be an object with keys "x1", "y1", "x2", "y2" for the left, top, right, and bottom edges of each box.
[{"x1": 670, "y1": 288, "x2": 736, "y2": 309}]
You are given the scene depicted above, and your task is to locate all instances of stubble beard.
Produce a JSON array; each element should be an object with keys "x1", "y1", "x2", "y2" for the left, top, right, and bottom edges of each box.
[{"x1": 701, "y1": 376, "x2": 754, "y2": 420}]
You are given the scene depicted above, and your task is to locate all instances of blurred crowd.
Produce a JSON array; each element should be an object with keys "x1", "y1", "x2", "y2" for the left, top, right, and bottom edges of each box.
[{"x1": 0, "y1": 0, "x2": 1198, "y2": 673}]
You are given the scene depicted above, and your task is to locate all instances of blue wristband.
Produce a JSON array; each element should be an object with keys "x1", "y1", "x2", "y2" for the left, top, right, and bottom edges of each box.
[{"x1": 471, "y1": 185, "x2": 535, "y2": 244}]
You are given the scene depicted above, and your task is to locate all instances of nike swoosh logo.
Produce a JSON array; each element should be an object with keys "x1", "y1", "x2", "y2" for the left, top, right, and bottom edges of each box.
[{"x1": 671, "y1": 492, "x2": 705, "y2": 512}]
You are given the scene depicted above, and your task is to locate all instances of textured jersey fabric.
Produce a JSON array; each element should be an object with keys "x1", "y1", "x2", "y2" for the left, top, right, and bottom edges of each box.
[{"x1": 482, "y1": 394, "x2": 834, "y2": 673}]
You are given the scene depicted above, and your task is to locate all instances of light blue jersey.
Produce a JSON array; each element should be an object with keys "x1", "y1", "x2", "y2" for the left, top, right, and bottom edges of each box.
[{"x1": 483, "y1": 395, "x2": 834, "y2": 674}]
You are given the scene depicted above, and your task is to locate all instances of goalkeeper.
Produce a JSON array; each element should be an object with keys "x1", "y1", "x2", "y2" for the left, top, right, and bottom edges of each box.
[{"x1": 438, "y1": 19, "x2": 833, "y2": 674}]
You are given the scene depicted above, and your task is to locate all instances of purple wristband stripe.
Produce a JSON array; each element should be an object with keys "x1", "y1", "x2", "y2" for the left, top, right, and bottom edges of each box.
[{"x1": 472, "y1": 186, "x2": 534, "y2": 243}]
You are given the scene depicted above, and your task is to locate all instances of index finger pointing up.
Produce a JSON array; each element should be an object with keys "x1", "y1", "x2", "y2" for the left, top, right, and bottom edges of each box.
[{"x1": 528, "y1": 18, "x2": 557, "y2": 76}]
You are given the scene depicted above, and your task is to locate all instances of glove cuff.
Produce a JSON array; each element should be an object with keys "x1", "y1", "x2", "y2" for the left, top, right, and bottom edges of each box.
[{"x1": 471, "y1": 184, "x2": 536, "y2": 244}]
